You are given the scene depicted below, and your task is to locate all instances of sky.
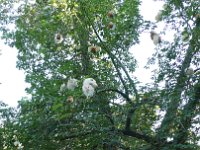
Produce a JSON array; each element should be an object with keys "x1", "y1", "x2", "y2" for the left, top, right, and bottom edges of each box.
[
  {"x1": 0, "y1": 44, "x2": 30, "y2": 107},
  {"x1": 0, "y1": 0, "x2": 165, "y2": 107}
]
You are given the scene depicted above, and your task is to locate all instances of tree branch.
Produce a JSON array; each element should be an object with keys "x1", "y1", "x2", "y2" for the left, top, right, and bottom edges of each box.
[
  {"x1": 157, "y1": 42, "x2": 197, "y2": 136},
  {"x1": 173, "y1": 81, "x2": 200, "y2": 144},
  {"x1": 58, "y1": 130, "x2": 95, "y2": 140},
  {"x1": 97, "y1": 88, "x2": 132, "y2": 103},
  {"x1": 98, "y1": 88, "x2": 159, "y2": 131},
  {"x1": 124, "y1": 98, "x2": 157, "y2": 130},
  {"x1": 109, "y1": 52, "x2": 139, "y2": 101},
  {"x1": 125, "y1": 107, "x2": 137, "y2": 130},
  {"x1": 119, "y1": 129, "x2": 161, "y2": 145}
]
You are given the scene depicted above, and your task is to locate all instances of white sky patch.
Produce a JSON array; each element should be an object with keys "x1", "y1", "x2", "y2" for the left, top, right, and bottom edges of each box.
[
  {"x1": 0, "y1": 42, "x2": 29, "y2": 107},
  {"x1": 130, "y1": 0, "x2": 164, "y2": 84},
  {"x1": 140, "y1": 0, "x2": 165, "y2": 21},
  {"x1": 131, "y1": 0, "x2": 176, "y2": 85}
]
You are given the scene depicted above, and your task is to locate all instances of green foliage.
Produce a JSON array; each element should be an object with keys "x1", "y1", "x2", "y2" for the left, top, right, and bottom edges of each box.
[{"x1": 0, "y1": 0, "x2": 200, "y2": 150}]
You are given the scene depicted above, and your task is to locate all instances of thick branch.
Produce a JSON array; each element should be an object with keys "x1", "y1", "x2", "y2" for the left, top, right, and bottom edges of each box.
[
  {"x1": 97, "y1": 88, "x2": 132, "y2": 103},
  {"x1": 125, "y1": 97, "x2": 157, "y2": 130},
  {"x1": 173, "y1": 81, "x2": 200, "y2": 144},
  {"x1": 125, "y1": 107, "x2": 137, "y2": 130},
  {"x1": 58, "y1": 130, "x2": 96, "y2": 141},
  {"x1": 98, "y1": 88, "x2": 159, "y2": 131},
  {"x1": 157, "y1": 43, "x2": 197, "y2": 136},
  {"x1": 119, "y1": 129, "x2": 161, "y2": 145},
  {"x1": 75, "y1": 10, "x2": 91, "y2": 76}
]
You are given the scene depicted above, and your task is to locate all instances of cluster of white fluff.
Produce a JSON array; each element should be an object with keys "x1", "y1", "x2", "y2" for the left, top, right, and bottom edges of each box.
[
  {"x1": 54, "y1": 33, "x2": 63, "y2": 44},
  {"x1": 60, "y1": 78, "x2": 78, "y2": 92},
  {"x1": 82, "y1": 78, "x2": 98, "y2": 98},
  {"x1": 155, "y1": 11, "x2": 162, "y2": 22},
  {"x1": 14, "y1": 141, "x2": 24, "y2": 149},
  {"x1": 12, "y1": 132, "x2": 24, "y2": 150},
  {"x1": 67, "y1": 96, "x2": 74, "y2": 103},
  {"x1": 67, "y1": 78, "x2": 78, "y2": 90},
  {"x1": 150, "y1": 31, "x2": 161, "y2": 45},
  {"x1": 60, "y1": 78, "x2": 98, "y2": 99},
  {"x1": 88, "y1": 45, "x2": 101, "y2": 53},
  {"x1": 107, "y1": 10, "x2": 115, "y2": 30},
  {"x1": 185, "y1": 68, "x2": 194, "y2": 76}
]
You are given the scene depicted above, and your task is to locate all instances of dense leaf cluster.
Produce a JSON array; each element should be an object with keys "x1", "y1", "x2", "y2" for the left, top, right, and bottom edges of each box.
[{"x1": 0, "y1": 0, "x2": 199, "y2": 149}]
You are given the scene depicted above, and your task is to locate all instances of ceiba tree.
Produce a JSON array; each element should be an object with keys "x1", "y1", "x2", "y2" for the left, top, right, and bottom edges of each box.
[{"x1": 0, "y1": 0, "x2": 199, "y2": 149}]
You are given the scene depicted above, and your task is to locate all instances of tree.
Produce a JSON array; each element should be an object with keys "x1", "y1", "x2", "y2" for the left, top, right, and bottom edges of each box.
[{"x1": 0, "y1": 0, "x2": 199, "y2": 149}]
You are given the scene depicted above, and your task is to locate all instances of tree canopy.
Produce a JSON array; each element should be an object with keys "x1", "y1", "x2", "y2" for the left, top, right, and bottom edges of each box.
[{"x1": 0, "y1": 0, "x2": 200, "y2": 149}]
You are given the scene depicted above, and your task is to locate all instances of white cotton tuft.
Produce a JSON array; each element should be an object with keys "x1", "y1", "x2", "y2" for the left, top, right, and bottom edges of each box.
[
  {"x1": 150, "y1": 31, "x2": 161, "y2": 45},
  {"x1": 54, "y1": 33, "x2": 63, "y2": 44},
  {"x1": 67, "y1": 96, "x2": 74, "y2": 103},
  {"x1": 107, "y1": 10, "x2": 115, "y2": 18},
  {"x1": 155, "y1": 11, "x2": 162, "y2": 22},
  {"x1": 82, "y1": 78, "x2": 98, "y2": 98},
  {"x1": 67, "y1": 78, "x2": 78, "y2": 91},
  {"x1": 186, "y1": 68, "x2": 194, "y2": 76},
  {"x1": 14, "y1": 141, "x2": 20, "y2": 146},
  {"x1": 18, "y1": 143, "x2": 24, "y2": 149},
  {"x1": 83, "y1": 78, "x2": 98, "y2": 88},
  {"x1": 82, "y1": 84, "x2": 95, "y2": 98},
  {"x1": 108, "y1": 22, "x2": 115, "y2": 30},
  {"x1": 88, "y1": 45, "x2": 101, "y2": 53},
  {"x1": 153, "y1": 35, "x2": 160, "y2": 45},
  {"x1": 59, "y1": 83, "x2": 66, "y2": 92}
]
